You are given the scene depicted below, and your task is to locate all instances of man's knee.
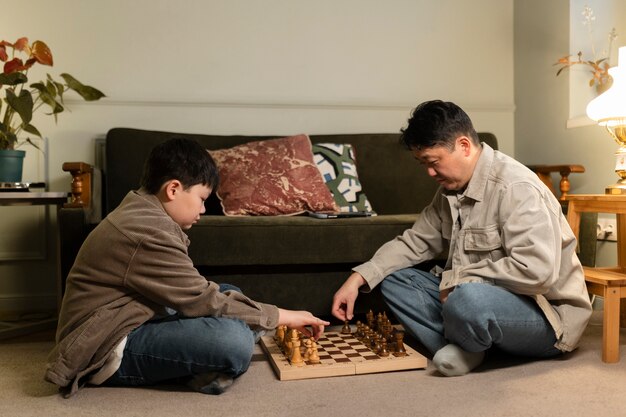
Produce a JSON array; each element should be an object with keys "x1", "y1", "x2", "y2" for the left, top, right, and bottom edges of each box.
[{"x1": 442, "y1": 284, "x2": 493, "y2": 326}]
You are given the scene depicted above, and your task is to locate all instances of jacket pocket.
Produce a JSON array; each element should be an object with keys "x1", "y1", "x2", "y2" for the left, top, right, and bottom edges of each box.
[{"x1": 464, "y1": 224, "x2": 503, "y2": 262}]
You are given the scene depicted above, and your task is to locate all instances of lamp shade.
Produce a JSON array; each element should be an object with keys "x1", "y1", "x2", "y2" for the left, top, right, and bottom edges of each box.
[{"x1": 587, "y1": 46, "x2": 626, "y2": 125}]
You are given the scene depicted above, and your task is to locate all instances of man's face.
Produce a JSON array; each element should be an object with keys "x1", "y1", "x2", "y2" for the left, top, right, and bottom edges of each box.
[{"x1": 412, "y1": 137, "x2": 473, "y2": 191}]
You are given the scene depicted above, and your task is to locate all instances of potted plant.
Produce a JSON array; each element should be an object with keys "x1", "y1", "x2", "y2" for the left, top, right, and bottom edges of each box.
[
  {"x1": 554, "y1": 5, "x2": 618, "y2": 94},
  {"x1": 0, "y1": 37, "x2": 105, "y2": 183}
]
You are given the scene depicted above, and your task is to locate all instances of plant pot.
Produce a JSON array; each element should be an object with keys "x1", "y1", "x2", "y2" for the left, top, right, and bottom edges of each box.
[{"x1": 0, "y1": 149, "x2": 26, "y2": 183}]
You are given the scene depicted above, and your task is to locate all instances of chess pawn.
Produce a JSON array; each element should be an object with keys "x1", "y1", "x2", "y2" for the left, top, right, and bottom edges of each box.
[
  {"x1": 373, "y1": 335, "x2": 382, "y2": 354},
  {"x1": 275, "y1": 325, "x2": 285, "y2": 345},
  {"x1": 341, "y1": 320, "x2": 351, "y2": 334},
  {"x1": 362, "y1": 327, "x2": 371, "y2": 345},
  {"x1": 303, "y1": 338, "x2": 312, "y2": 361},
  {"x1": 370, "y1": 333, "x2": 379, "y2": 350},
  {"x1": 379, "y1": 340, "x2": 390, "y2": 357},
  {"x1": 355, "y1": 321, "x2": 363, "y2": 338},
  {"x1": 308, "y1": 338, "x2": 321, "y2": 364},
  {"x1": 290, "y1": 331, "x2": 304, "y2": 366},
  {"x1": 393, "y1": 331, "x2": 407, "y2": 357}
]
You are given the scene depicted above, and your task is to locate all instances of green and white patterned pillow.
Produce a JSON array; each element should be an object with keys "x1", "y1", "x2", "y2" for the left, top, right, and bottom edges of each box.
[{"x1": 312, "y1": 143, "x2": 374, "y2": 213}]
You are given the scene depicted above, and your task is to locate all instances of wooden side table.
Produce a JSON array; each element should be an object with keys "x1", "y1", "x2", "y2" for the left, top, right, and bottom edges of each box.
[
  {"x1": 566, "y1": 194, "x2": 626, "y2": 363},
  {"x1": 0, "y1": 191, "x2": 68, "y2": 339}
]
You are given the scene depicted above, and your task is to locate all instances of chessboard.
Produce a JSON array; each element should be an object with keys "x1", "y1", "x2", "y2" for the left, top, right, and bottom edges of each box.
[{"x1": 260, "y1": 315, "x2": 427, "y2": 381}]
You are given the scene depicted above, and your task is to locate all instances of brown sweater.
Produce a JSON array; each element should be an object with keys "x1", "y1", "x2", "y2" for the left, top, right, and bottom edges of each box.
[{"x1": 45, "y1": 190, "x2": 279, "y2": 396}]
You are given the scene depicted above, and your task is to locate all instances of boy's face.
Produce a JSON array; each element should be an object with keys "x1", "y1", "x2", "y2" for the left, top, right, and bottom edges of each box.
[{"x1": 164, "y1": 183, "x2": 211, "y2": 230}]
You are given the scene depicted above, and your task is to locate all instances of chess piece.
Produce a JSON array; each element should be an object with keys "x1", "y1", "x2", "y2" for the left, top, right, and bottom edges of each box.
[
  {"x1": 367, "y1": 310, "x2": 375, "y2": 329},
  {"x1": 341, "y1": 320, "x2": 351, "y2": 334},
  {"x1": 275, "y1": 325, "x2": 285, "y2": 345},
  {"x1": 373, "y1": 334, "x2": 382, "y2": 354},
  {"x1": 308, "y1": 338, "x2": 320, "y2": 364},
  {"x1": 379, "y1": 340, "x2": 390, "y2": 357},
  {"x1": 303, "y1": 338, "x2": 312, "y2": 361},
  {"x1": 290, "y1": 330, "x2": 304, "y2": 366},
  {"x1": 393, "y1": 331, "x2": 407, "y2": 357},
  {"x1": 355, "y1": 321, "x2": 363, "y2": 338},
  {"x1": 284, "y1": 329, "x2": 293, "y2": 357}
]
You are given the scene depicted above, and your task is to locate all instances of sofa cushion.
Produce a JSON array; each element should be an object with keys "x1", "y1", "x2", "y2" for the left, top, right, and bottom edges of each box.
[
  {"x1": 312, "y1": 143, "x2": 374, "y2": 213},
  {"x1": 209, "y1": 134, "x2": 338, "y2": 216}
]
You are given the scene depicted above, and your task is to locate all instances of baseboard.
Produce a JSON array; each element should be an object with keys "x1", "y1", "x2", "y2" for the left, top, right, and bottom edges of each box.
[{"x1": 0, "y1": 294, "x2": 57, "y2": 321}]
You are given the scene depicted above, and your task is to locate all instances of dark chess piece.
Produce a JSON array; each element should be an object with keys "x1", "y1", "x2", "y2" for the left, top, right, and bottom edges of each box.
[
  {"x1": 379, "y1": 340, "x2": 390, "y2": 357},
  {"x1": 393, "y1": 331, "x2": 407, "y2": 357},
  {"x1": 341, "y1": 320, "x2": 351, "y2": 334}
]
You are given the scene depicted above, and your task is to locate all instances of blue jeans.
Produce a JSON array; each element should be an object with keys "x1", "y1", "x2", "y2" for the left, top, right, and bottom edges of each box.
[
  {"x1": 380, "y1": 268, "x2": 561, "y2": 358},
  {"x1": 104, "y1": 284, "x2": 257, "y2": 391}
]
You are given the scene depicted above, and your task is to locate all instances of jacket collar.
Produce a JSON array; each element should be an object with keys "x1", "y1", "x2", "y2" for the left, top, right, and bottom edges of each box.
[{"x1": 442, "y1": 142, "x2": 494, "y2": 203}]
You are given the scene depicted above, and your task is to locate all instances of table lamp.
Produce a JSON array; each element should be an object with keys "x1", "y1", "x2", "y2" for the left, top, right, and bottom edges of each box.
[{"x1": 587, "y1": 46, "x2": 626, "y2": 194}]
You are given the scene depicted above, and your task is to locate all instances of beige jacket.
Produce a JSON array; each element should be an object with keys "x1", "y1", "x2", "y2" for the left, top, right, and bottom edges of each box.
[
  {"x1": 45, "y1": 190, "x2": 279, "y2": 396},
  {"x1": 354, "y1": 144, "x2": 592, "y2": 352}
]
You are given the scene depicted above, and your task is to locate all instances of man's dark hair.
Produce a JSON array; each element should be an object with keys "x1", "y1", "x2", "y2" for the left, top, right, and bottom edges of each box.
[
  {"x1": 140, "y1": 137, "x2": 219, "y2": 194},
  {"x1": 400, "y1": 100, "x2": 480, "y2": 150}
]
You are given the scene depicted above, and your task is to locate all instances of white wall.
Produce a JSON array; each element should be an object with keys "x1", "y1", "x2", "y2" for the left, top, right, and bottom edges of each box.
[
  {"x1": 1, "y1": 0, "x2": 514, "y2": 314},
  {"x1": 515, "y1": 0, "x2": 626, "y2": 268}
]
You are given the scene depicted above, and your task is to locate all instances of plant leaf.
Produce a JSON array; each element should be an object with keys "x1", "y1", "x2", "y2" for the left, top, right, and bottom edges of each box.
[
  {"x1": 6, "y1": 89, "x2": 33, "y2": 124},
  {"x1": 60, "y1": 73, "x2": 105, "y2": 101},
  {"x1": 0, "y1": 72, "x2": 28, "y2": 86},
  {"x1": 22, "y1": 123, "x2": 42, "y2": 138},
  {"x1": 24, "y1": 137, "x2": 43, "y2": 151},
  {"x1": 31, "y1": 40, "x2": 53, "y2": 66},
  {"x1": 13, "y1": 37, "x2": 29, "y2": 52}
]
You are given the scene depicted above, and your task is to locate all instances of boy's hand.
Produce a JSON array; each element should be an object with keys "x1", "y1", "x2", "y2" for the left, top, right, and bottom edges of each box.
[
  {"x1": 277, "y1": 309, "x2": 330, "y2": 340},
  {"x1": 331, "y1": 272, "x2": 366, "y2": 322}
]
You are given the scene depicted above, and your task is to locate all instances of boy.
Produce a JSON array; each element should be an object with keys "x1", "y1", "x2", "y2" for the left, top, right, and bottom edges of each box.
[{"x1": 45, "y1": 138, "x2": 329, "y2": 397}]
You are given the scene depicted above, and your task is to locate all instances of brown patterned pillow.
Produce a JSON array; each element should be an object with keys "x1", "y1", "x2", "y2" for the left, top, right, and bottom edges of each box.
[{"x1": 209, "y1": 135, "x2": 339, "y2": 216}]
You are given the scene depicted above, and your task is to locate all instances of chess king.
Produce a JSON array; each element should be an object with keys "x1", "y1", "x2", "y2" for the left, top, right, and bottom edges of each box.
[{"x1": 331, "y1": 100, "x2": 591, "y2": 377}]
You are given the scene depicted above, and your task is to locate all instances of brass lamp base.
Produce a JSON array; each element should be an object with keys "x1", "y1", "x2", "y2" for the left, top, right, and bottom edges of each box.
[
  {"x1": 606, "y1": 182, "x2": 626, "y2": 194},
  {"x1": 608, "y1": 140, "x2": 626, "y2": 195}
]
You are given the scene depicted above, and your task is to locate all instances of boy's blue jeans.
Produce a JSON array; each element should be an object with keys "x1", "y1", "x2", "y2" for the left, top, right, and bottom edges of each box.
[
  {"x1": 104, "y1": 284, "x2": 257, "y2": 392},
  {"x1": 380, "y1": 267, "x2": 561, "y2": 358}
]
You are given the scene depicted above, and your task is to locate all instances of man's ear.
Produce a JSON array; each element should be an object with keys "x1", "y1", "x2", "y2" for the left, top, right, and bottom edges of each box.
[
  {"x1": 163, "y1": 180, "x2": 183, "y2": 201},
  {"x1": 457, "y1": 136, "x2": 472, "y2": 156}
]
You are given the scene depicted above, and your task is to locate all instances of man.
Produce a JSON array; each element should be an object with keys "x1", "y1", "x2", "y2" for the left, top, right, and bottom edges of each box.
[{"x1": 331, "y1": 100, "x2": 592, "y2": 376}]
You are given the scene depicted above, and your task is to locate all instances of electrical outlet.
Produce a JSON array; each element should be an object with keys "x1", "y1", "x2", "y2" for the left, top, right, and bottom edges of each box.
[{"x1": 597, "y1": 217, "x2": 618, "y2": 241}]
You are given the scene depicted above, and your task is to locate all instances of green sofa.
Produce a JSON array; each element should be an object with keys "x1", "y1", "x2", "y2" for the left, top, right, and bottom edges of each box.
[{"x1": 61, "y1": 128, "x2": 593, "y2": 320}]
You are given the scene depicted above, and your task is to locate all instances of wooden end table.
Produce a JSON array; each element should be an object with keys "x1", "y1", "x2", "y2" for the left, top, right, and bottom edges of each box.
[
  {"x1": 566, "y1": 194, "x2": 626, "y2": 363},
  {"x1": 0, "y1": 191, "x2": 68, "y2": 339}
]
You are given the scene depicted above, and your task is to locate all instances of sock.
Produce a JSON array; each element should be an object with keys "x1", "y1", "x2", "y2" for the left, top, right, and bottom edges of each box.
[{"x1": 432, "y1": 343, "x2": 485, "y2": 377}]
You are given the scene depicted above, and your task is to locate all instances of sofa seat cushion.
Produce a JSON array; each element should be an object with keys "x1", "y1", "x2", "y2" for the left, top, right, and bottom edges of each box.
[{"x1": 186, "y1": 214, "x2": 419, "y2": 266}]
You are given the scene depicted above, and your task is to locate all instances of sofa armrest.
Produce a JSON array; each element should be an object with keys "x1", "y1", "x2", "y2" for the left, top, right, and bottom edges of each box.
[
  {"x1": 527, "y1": 164, "x2": 585, "y2": 202},
  {"x1": 62, "y1": 162, "x2": 93, "y2": 209}
]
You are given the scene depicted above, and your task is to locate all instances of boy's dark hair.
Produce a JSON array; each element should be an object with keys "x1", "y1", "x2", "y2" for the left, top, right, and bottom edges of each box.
[
  {"x1": 400, "y1": 100, "x2": 480, "y2": 150},
  {"x1": 140, "y1": 138, "x2": 219, "y2": 194}
]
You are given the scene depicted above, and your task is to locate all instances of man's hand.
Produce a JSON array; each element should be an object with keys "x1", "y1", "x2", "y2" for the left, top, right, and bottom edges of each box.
[
  {"x1": 440, "y1": 286, "x2": 454, "y2": 303},
  {"x1": 277, "y1": 309, "x2": 330, "y2": 340},
  {"x1": 331, "y1": 272, "x2": 366, "y2": 322}
]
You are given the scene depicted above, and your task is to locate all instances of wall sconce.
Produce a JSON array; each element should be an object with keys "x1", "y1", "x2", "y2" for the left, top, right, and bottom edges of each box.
[{"x1": 587, "y1": 46, "x2": 626, "y2": 194}]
